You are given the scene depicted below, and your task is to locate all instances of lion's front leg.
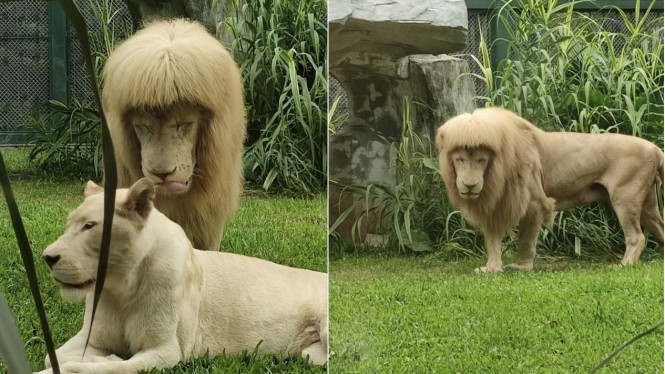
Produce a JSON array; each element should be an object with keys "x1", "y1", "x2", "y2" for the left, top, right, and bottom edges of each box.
[
  {"x1": 35, "y1": 329, "x2": 118, "y2": 374},
  {"x1": 504, "y1": 218, "x2": 540, "y2": 271},
  {"x1": 504, "y1": 200, "x2": 551, "y2": 271},
  {"x1": 187, "y1": 205, "x2": 225, "y2": 251},
  {"x1": 42, "y1": 330, "x2": 114, "y2": 368},
  {"x1": 476, "y1": 234, "x2": 503, "y2": 273},
  {"x1": 56, "y1": 341, "x2": 182, "y2": 374}
]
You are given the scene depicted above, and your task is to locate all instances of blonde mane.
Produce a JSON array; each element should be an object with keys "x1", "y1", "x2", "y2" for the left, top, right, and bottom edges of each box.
[
  {"x1": 102, "y1": 19, "x2": 247, "y2": 250},
  {"x1": 436, "y1": 108, "x2": 553, "y2": 237}
]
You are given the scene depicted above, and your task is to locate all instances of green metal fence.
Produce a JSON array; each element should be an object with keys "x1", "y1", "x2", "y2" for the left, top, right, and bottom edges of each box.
[{"x1": 0, "y1": 0, "x2": 129, "y2": 145}]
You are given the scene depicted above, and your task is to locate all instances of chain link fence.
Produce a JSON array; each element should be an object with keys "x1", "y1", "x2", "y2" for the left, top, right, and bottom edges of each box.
[
  {"x1": 0, "y1": 1, "x2": 50, "y2": 144},
  {"x1": 0, "y1": 0, "x2": 130, "y2": 145},
  {"x1": 68, "y1": 0, "x2": 131, "y2": 104}
]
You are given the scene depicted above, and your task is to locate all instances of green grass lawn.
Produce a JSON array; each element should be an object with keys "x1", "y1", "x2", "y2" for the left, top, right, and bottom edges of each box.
[
  {"x1": 330, "y1": 250, "x2": 664, "y2": 373},
  {"x1": 0, "y1": 149, "x2": 327, "y2": 373}
]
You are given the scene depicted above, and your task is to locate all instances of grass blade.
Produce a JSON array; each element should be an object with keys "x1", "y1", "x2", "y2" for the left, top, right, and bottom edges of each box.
[
  {"x1": 590, "y1": 321, "x2": 664, "y2": 373},
  {"x1": 56, "y1": 0, "x2": 117, "y2": 358},
  {"x1": 0, "y1": 292, "x2": 31, "y2": 374}
]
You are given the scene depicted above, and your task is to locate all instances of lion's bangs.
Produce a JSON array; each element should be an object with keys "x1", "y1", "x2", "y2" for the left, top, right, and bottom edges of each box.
[
  {"x1": 440, "y1": 111, "x2": 506, "y2": 154},
  {"x1": 103, "y1": 19, "x2": 236, "y2": 116}
]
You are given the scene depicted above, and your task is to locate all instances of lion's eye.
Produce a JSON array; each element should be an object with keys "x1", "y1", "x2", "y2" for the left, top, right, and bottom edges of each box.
[
  {"x1": 134, "y1": 124, "x2": 150, "y2": 135},
  {"x1": 176, "y1": 122, "x2": 192, "y2": 135},
  {"x1": 82, "y1": 221, "x2": 97, "y2": 231}
]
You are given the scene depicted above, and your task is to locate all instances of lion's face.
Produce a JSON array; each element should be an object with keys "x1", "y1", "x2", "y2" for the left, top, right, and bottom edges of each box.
[
  {"x1": 42, "y1": 179, "x2": 154, "y2": 302},
  {"x1": 450, "y1": 147, "x2": 492, "y2": 199},
  {"x1": 126, "y1": 103, "x2": 207, "y2": 195}
]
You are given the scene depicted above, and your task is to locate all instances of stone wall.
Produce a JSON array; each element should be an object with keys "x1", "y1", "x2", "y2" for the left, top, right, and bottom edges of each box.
[{"x1": 328, "y1": 0, "x2": 474, "y2": 241}]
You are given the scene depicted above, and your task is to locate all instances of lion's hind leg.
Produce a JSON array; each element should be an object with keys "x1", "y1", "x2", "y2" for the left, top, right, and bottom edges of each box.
[
  {"x1": 640, "y1": 187, "x2": 664, "y2": 257},
  {"x1": 609, "y1": 190, "x2": 648, "y2": 266},
  {"x1": 290, "y1": 318, "x2": 328, "y2": 365}
]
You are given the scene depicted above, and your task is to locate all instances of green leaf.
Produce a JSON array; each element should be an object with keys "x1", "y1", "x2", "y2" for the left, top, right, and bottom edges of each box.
[
  {"x1": 402, "y1": 229, "x2": 433, "y2": 252},
  {"x1": 57, "y1": 0, "x2": 117, "y2": 360},
  {"x1": 0, "y1": 292, "x2": 31, "y2": 374},
  {"x1": 422, "y1": 158, "x2": 441, "y2": 172}
]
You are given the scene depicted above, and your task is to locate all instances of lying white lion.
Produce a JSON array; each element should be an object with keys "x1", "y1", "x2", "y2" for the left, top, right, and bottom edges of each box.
[{"x1": 36, "y1": 178, "x2": 327, "y2": 373}]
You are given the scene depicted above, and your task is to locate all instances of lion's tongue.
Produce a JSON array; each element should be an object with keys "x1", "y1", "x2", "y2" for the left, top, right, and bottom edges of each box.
[{"x1": 155, "y1": 181, "x2": 187, "y2": 194}]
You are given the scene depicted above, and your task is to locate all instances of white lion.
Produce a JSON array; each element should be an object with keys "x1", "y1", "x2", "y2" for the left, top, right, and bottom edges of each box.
[
  {"x1": 36, "y1": 178, "x2": 327, "y2": 374},
  {"x1": 437, "y1": 107, "x2": 664, "y2": 273}
]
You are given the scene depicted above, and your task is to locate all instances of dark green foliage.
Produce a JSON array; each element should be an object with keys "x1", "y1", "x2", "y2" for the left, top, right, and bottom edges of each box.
[
  {"x1": 475, "y1": 0, "x2": 663, "y2": 146},
  {"x1": 222, "y1": 0, "x2": 328, "y2": 194},
  {"x1": 27, "y1": 100, "x2": 101, "y2": 178}
]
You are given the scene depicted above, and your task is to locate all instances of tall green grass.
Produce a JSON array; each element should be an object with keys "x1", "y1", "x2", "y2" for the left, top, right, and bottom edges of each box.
[
  {"x1": 331, "y1": 0, "x2": 664, "y2": 260},
  {"x1": 474, "y1": 0, "x2": 663, "y2": 145},
  {"x1": 27, "y1": 99, "x2": 102, "y2": 178},
  {"x1": 222, "y1": 0, "x2": 327, "y2": 194}
]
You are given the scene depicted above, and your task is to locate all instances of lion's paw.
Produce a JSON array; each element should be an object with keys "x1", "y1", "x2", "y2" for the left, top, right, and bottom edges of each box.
[
  {"x1": 503, "y1": 263, "x2": 533, "y2": 271},
  {"x1": 474, "y1": 266, "x2": 503, "y2": 273},
  {"x1": 59, "y1": 361, "x2": 94, "y2": 374},
  {"x1": 95, "y1": 354, "x2": 122, "y2": 362}
]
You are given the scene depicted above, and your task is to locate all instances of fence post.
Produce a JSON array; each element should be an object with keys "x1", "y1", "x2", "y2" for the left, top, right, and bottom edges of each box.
[
  {"x1": 489, "y1": 4, "x2": 509, "y2": 74},
  {"x1": 48, "y1": 1, "x2": 68, "y2": 105}
]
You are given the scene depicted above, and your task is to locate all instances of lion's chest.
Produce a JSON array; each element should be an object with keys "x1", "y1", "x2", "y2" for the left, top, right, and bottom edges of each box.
[
  {"x1": 86, "y1": 301, "x2": 132, "y2": 355},
  {"x1": 86, "y1": 295, "x2": 161, "y2": 356}
]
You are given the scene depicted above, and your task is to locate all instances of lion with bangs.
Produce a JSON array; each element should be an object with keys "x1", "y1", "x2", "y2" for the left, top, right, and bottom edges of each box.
[
  {"x1": 436, "y1": 108, "x2": 663, "y2": 273},
  {"x1": 103, "y1": 19, "x2": 246, "y2": 251}
]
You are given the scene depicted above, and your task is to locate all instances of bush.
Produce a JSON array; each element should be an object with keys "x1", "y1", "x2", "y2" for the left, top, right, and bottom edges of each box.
[
  {"x1": 222, "y1": 0, "x2": 327, "y2": 194},
  {"x1": 27, "y1": 99, "x2": 102, "y2": 178}
]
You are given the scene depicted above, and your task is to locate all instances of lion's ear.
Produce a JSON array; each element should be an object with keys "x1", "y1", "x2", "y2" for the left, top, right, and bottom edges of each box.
[
  {"x1": 435, "y1": 126, "x2": 445, "y2": 152},
  {"x1": 124, "y1": 178, "x2": 156, "y2": 221},
  {"x1": 84, "y1": 181, "x2": 104, "y2": 197}
]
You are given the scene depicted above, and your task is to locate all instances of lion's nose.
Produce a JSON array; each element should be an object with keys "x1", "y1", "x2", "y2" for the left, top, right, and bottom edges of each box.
[
  {"x1": 152, "y1": 167, "x2": 177, "y2": 182},
  {"x1": 43, "y1": 254, "x2": 61, "y2": 268},
  {"x1": 463, "y1": 182, "x2": 478, "y2": 190}
]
